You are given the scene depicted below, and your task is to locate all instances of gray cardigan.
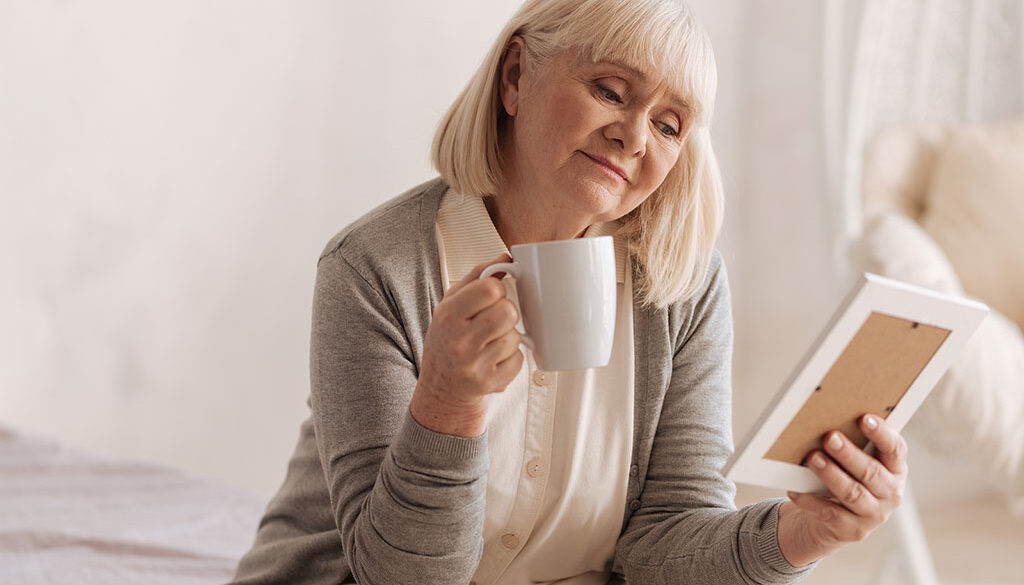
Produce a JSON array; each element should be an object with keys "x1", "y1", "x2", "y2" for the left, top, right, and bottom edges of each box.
[{"x1": 228, "y1": 178, "x2": 815, "y2": 585}]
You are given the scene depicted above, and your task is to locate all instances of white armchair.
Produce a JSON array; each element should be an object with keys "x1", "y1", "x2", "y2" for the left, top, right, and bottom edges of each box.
[{"x1": 849, "y1": 120, "x2": 1024, "y2": 585}]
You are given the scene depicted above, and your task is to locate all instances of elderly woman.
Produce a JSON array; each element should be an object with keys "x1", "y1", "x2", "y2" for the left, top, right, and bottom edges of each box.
[{"x1": 229, "y1": 0, "x2": 908, "y2": 583}]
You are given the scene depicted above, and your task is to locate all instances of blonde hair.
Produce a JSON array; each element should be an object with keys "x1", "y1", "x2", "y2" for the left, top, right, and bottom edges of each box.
[{"x1": 432, "y1": 0, "x2": 723, "y2": 308}]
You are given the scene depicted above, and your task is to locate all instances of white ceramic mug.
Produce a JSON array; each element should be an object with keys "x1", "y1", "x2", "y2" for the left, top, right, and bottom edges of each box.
[{"x1": 479, "y1": 235, "x2": 616, "y2": 370}]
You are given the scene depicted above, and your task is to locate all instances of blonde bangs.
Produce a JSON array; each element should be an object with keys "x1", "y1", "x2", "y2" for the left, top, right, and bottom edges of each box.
[{"x1": 550, "y1": 0, "x2": 717, "y2": 126}]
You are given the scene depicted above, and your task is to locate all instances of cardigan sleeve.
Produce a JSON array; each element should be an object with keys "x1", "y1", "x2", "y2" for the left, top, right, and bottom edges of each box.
[
  {"x1": 612, "y1": 253, "x2": 817, "y2": 584},
  {"x1": 308, "y1": 247, "x2": 489, "y2": 585}
]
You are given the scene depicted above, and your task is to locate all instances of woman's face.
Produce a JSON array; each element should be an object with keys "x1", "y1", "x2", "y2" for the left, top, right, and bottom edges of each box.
[{"x1": 500, "y1": 41, "x2": 694, "y2": 224}]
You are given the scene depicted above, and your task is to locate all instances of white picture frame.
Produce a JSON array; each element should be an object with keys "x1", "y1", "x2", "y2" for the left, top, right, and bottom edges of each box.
[{"x1": 724, "y1": 273, "x2": 989, "y2": 493}]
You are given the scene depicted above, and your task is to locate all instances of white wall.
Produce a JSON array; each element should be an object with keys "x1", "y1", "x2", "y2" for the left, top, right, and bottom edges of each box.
[
  {"x1": 0, "y1": 0, "x2": 843, "y2": 500},
  {"x1": 729, "y1": 1, "x2": 841, "y2": 436}
]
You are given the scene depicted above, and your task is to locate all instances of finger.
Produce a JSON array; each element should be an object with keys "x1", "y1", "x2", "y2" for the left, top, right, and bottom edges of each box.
[
  {"x1": 860, "y1": 414, "x2": 909, "y2": 477},
  {"x1": 445, "y1": 275, "x2": 509, "y2": 322},
  {"x1": 822, "y1": 430, "x2": 899, "y2": 500},
  {"x1": 806, "y1": 450, "x2": 880, "y2": 518},
  {"x1": 480, "y1": 329, "x2": 523, "y2": 368},
  {"x1": 467, "y1": 298, "x2": 520, "y2": 347},
  {"x1": 447, "y1": 253, "x2": 511, "y2": 296},
  {"x1": 787, "y1": 491, "x2": 869, "y2": 543},
  {"x1": 490, "y1": 347, "x2": 525, "y2": 391}
]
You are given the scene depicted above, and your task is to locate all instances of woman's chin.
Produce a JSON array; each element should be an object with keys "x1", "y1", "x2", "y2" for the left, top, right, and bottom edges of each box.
[{"x1": 560, "y1": 178, "x2": 625, "y2": 218}]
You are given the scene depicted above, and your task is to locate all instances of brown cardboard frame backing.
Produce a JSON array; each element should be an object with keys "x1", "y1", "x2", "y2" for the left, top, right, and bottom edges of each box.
[{"x1": 764, "y1": 312, "x2": 950, "y2": 465}]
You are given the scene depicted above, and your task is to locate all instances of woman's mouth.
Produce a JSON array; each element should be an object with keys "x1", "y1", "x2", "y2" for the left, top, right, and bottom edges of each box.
[{"x1": 581, "y1": 152, "x2": 629, "y2": 182}]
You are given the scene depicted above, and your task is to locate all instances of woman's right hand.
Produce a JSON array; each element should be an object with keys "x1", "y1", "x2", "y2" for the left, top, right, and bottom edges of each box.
[{"x1": 409, "y1": 253, "x2": 525, "y2": 437}]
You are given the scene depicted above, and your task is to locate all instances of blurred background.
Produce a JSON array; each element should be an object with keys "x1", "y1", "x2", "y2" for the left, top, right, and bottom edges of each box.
[
  {"x1": 3, "y1": 2, "x2": 1023, "y2": 584},
  {"x1": 0, "y1": 0, "x2": 836, "y2": 500}
]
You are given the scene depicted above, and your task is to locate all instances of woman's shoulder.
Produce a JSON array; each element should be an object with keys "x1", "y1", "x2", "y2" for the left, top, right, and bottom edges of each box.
[
  {"x1": 657, "y1": 248, "x2": 728, "y2": 310},
  {"x1": 318, "y1": 177, "x2": 447, "y2": 265},
  {"x1": 659, "y1": 248, "x2": 731, "y2": 341}
]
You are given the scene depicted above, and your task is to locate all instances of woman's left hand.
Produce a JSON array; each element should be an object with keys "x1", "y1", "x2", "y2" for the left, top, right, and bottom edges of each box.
[{"x1": 776, "y1": 413, "x2": 909, "y2": 567}]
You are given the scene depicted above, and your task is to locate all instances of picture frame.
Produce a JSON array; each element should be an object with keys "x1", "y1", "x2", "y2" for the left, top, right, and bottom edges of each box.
[{"x1": 723, "y1": 273, "x2": 989, "y2": 493}]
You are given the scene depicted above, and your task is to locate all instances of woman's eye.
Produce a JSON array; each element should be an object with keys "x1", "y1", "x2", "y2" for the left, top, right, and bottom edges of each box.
[
  {"x1": 596, "y1": 85, "x2": 622, "y2": 103},
  {"x1": 656, "y1": 121, "x2": 679, "y2": 137}
]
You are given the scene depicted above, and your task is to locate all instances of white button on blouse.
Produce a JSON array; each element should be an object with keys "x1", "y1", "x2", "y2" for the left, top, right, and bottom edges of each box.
[
  {"x1": 531, "y1": 370, "x2": 552, "y2": 387},
  {"x1": 501, "y1": 533, "x2": 521, "y2": 550}
]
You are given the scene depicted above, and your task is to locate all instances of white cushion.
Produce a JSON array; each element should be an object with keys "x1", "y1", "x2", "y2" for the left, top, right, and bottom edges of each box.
[
  {"x1": 919, "y1": 120, "x2": 1024, "y2": 331},
  {"x1": 851, "y1": 211, "x2": 964, "y2": 296},
  {"x1": 861, "y1": 124, "x2": 947, "y2": 221},
  {"x1": 921, "y1": 308, "x2": 1024, "y2": 515},
  {"x1": 853, "y1": 210, "x2": 1024, "y2": 514}
]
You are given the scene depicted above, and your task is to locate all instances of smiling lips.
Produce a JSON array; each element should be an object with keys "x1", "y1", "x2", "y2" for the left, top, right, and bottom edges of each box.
[{"x1": 582, "y1": 152, "x2": 629, "y2": 182}]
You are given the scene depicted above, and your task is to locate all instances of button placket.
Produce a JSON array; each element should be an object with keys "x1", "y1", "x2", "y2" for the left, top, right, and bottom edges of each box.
[{"x1": 483, "y1": 351, "x2": 556, "y2": 583}]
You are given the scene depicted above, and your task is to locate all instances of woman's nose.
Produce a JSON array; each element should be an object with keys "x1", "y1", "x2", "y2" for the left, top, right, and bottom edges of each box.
[{"x1": 604, "y1": 112, "x2": 648, "y2": 157}]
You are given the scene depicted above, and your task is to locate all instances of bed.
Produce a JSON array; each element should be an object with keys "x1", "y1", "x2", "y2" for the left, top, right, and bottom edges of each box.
[{"x1": 0, "y1": 423, "x2": 265, "y2": 585}]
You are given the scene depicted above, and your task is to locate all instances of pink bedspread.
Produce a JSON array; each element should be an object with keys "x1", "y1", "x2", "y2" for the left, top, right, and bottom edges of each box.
[{"x1": 0, "y1": 425, "x2": 266, "y2": 585}]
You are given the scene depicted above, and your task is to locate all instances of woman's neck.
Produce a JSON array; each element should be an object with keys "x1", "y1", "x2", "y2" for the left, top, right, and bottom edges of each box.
[{"x1": 485, "y1": 175, "x2": 592, "y2": 247}]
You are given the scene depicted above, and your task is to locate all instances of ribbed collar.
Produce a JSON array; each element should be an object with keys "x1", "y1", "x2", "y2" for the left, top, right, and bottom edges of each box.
[{"x1": 435, "y1": 189, "x2": 628, "y2": 287}]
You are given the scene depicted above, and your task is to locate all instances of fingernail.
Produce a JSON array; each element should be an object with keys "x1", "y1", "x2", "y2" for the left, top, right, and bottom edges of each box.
[
  {"x1": 864, "y1": 415, "x2": 878, "y2": 430},
  {"x1": 812, "y1": 453, "x2": 827, "y2": 469},
  {"x1": 827, "y1": 433, "x2": 843, "y2": 451}
]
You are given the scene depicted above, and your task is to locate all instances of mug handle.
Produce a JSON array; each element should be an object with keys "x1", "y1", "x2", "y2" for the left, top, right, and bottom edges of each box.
[{"x1": 478, "y1": 262, "x2": 535, "y2": 352}]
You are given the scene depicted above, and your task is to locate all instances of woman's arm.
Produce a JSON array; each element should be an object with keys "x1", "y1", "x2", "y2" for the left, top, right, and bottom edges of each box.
[
  {"x1": 309, "y1": 248, "x2": 510, "y2": 585},
  {"x1": 612, "y1": 254, "x2": 814, "y2": 584}
]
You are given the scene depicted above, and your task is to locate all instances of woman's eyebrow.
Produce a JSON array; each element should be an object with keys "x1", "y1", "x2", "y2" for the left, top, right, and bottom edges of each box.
[{"x1": 594, "y1": 60, "x2": 647, "y2": 81}]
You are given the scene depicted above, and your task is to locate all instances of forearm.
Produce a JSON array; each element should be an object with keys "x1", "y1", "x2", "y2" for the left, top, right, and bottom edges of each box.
[
  {"x1": 335, "y1": 409, "x2": 489, "y2": 584},
  {"x1": 615, "y1": 500, "x2": 812, "y2": 585}
]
